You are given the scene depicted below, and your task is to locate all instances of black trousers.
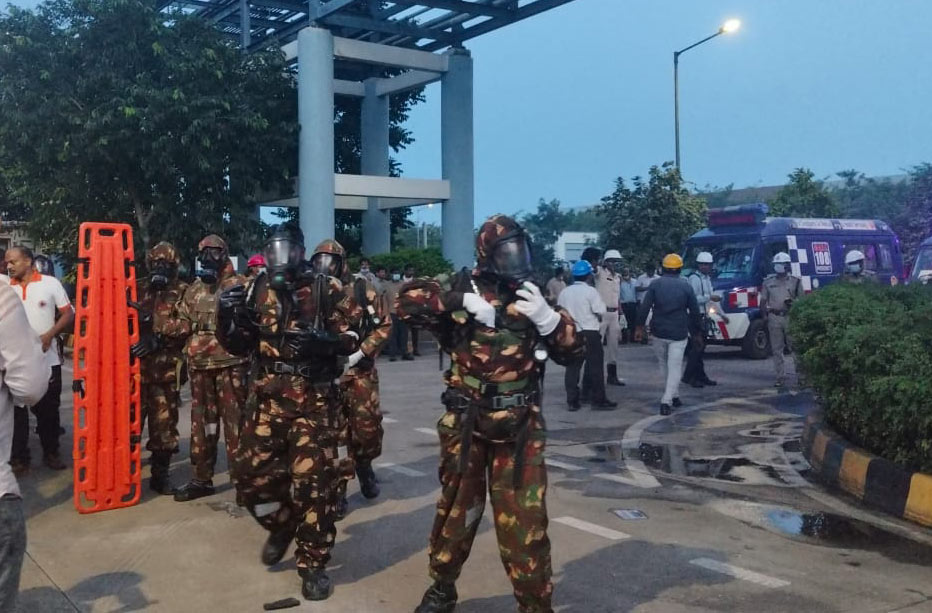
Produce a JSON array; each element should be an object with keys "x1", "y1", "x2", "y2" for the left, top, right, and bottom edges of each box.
[
  {"x1": 411, "y1": 326, "x2": 420, "y2": 354},
  {"x1": 683, "y1": 336, "x2": 708, "y2": 383},
  {"x1": 621, "y1": 302, "x2": 638, "y2": 341},
  {"x1": 12, "y1": 365, "x2": 62, "y2": 461},
  {"x1": 565, "y1": 330, "x2": 606, "y2": 403},
  {"x1": 389, "y1": 314, "x2": 409, "y2": 357}
]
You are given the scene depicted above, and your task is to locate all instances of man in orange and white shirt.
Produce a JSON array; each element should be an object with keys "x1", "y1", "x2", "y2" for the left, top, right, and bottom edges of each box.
[{"x1": 4, "y1": 246, "x2": 73, "y2": 474}]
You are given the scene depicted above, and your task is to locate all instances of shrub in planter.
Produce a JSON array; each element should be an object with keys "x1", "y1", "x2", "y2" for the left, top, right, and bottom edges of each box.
[{"x1": 790, "y1": 282, "x2": 932, "y2": 473}]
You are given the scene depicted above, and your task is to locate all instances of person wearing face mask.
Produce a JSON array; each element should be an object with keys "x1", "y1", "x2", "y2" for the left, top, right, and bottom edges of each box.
[
  {"x1": 402, "y1": 264, "x2": 423, "y2": 357},
  {"x1": 384, "y1": 268, "x2": 412, "y2": 361},
  {"x1": 760, "y1": 252, "x2": 802, "y2": 388},
  {"x1": 129, "y1": 242, "x2": 188, "y2": 494},
  {"x1": 216, "y1": 229, "x2": 362, "y2": 602},
  {"x1": 596, "y1": 249, "x2": 625, "y2": 387},
  {"x1": 398, "y1": 214, "x2": 583, "y2": 613},
  {"x1": 246, "y1": 254, "x2": 266, "y2": 278},
  {"x1": 842, "y1": 250, "x2": 877, "y2": 284},
  {"x1": 158, "y1": 233, "x2": 249, "y2": 502}
]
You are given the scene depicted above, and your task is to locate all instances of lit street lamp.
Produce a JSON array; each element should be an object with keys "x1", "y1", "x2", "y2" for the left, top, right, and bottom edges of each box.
[{"x1": 674, "y1": 18, "x2": 741, "y2": 170}]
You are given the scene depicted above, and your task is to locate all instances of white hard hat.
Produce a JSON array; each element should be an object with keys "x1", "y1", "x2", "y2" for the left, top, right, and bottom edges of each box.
[
  {"x1": 845, "y1": 249, "x2": 865, "y2": 265},
  {"x1": 773, "y1": 252, "x2": 791, "y2": 264},
  {"x1": 696, "y1": 251, "x2": 714, "y2": 264},
  {"x1": 603, "y1": 249, "x2": 622, "y2": 261}
]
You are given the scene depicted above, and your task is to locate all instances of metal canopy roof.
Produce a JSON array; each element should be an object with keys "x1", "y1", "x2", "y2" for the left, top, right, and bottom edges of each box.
[{"x1": 158, "y1": 0, "x2": 576, "y2": 54}]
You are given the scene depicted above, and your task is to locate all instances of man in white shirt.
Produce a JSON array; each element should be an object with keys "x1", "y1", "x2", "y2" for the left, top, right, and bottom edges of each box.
[
  {"x1": 635, "y1": 263, "x2": 661, "y2": 345},
  {"x1": 5, "y1": 246, "x2": 74, "y2": 473},
  {"x1": 0, "y1": 282, "x2": 50, "y2": 610},
  {"x1": 683, "y1": 252, "x2": 718, "y2": 387},
  {"x1": 558, "y1": 260, "x2": 617, "y2": 411}
]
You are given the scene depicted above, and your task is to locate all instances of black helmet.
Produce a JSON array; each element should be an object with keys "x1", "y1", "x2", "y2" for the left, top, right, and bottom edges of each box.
[{"x1": 264, "y1": 224, "x2": 305, "y2": 290}]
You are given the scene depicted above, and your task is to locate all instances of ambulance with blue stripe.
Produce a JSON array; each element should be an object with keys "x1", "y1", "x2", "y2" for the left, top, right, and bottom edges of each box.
[{"x1": 682, "y1": 203, "x2": 904, "y2": 358}]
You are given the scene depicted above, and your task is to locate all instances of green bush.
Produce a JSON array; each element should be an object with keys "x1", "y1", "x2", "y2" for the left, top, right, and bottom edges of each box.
[
  {"x1": 347, "y1": 247, "x2": 454, "y2": 278},
  {"x1": 789, "y1": 283, "x2": 932, "y2": 472}
]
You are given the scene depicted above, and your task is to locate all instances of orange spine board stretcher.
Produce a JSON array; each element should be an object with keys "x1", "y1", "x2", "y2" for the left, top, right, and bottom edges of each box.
[{"x1": 72, "y1": 223, "x2": 142, "y2": 513}]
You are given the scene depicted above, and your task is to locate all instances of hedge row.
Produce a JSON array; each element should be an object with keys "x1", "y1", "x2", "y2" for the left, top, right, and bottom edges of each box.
[
  {"x1": 347, "y1": 247, "x2": 454, "y2": 278},
  {"x1": 789, "y1": 283, "x2": 932, "y2": 473}
]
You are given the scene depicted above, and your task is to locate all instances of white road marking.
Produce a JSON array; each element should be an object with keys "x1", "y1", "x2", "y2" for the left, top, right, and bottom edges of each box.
[
  {"x1": 382, "y1": 417, "x2": 399, "y2": 424},
  {"x1": 551, "y1": 516, "x2": 630, "y2": 541},
  {"x1": 593, "y1": 472, "x2": 648, "y2": 487},
  {"x1": 376, "y1": 463, "x2": 427, "y2": 477},
  {"x1": 415, "y1": 427, "x2": 437, "y2": 436},
  {"x1": 545, "y1": 459, "x2": 585, "y2": 472},
  {"x1": 689, "y1": 558, "x2": 790, "y2": 588}
]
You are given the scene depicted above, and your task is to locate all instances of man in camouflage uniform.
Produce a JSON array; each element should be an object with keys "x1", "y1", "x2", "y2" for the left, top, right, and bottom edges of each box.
[
  {"x1": 398, "y1": 214, "x2": 583, "y2": 613},
  {"x1": 131, "y1": 242, "x2": 188, "y2": 494},
  {"x1": 334, "y1": 248, "x2": 392, "y2": 511},
  {"x1": 159, "y1": 234, "x2": 249, "y2": 502},
  {"x1": 216, "y1": 227, "x2": 362, "y2": 602}
]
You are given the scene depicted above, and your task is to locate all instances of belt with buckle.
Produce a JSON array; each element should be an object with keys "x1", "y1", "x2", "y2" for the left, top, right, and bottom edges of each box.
[
  {"x1": 264, "y1": 360, "x2": 330, "y2": 381},
  {"x1": 606, "y1": 307, "x2": 618, "y2": 312},
  {"x1": 768, "y1": 308, "x2": 788, "y2": 316}
]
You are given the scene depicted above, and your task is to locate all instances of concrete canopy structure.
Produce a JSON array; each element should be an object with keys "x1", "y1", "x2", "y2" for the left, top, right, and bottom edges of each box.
[{"x1": 159, "y1": 0, "x2": 578, "y2": 267}]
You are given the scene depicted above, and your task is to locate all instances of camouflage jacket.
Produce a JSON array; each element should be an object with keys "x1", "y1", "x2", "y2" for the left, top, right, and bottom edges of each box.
[
  {"x1": 250, "y1": 274, "x2": 362, "y2": 363},
  {"x1": 396, "y1": 273, "x2": 583, "y2": 396},
  {"x1": 160, "y1": 264, "x2": 249, "y2": 371},
  {"x1": 138, "y1": 277, "x2": 188, "y2": 385},
  {"x1": 342, "y1": 276, "x2": 391, "y2": 379}
]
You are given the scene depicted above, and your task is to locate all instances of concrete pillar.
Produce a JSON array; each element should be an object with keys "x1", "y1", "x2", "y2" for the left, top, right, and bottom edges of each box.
[
  {"x1": 441, "y1": 48, "x2": 474, "y2": 269},
  {"x1": 361, "y1": 78, "x2": 391, "y2": 255},
  {"x1": 297, "y1": 26, "x2": 335, "y2": 250},
  {"x1": 239, "y1": 0, "x2": 251, "y2": 49}
]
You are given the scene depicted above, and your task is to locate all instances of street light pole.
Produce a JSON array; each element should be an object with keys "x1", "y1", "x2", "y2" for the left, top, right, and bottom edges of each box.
[{"x1": 673, "y1": 19, "x2": 741, "y2": 170}]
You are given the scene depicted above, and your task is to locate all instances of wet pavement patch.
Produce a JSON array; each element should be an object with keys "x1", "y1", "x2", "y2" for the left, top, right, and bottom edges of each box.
[
  {"x1": 764, "y1": 509, "x2": 932, "y2": 566},
  {"x1": 638, "y1": 443, "x2": 783, "y2": 484}
]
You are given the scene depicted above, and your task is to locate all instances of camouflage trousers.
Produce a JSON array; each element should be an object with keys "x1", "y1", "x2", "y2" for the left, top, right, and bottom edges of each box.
[
  {"x1": 140, "y1": 381, "x2": 180, "y2": 454},
  {"x1": 236, "y1": 376, "x2": 350, "y2": 571},
  {"x1": 340, "y1": 368, "x2": 384, "y2": 463},
  {"x1": 429, "y1": 410, "x2": 553, "y2": 613},
  {"x1": 189, "y1": 365, "x2": 248, "y2": 483}
]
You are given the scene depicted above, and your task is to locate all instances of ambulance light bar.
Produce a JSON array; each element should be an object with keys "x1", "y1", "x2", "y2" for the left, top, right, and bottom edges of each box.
[{"x1": 708, "y1": 203, "x2": 768, "y2": 228}]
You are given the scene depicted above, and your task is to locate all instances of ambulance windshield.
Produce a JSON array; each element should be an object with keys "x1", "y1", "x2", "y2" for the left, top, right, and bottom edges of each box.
[
  {"x1": 683, "y1": 241, "x2": 758, "y2": 281},
  {"x1": 911, "y1": 245, "x2": 932, "y2": 284}
]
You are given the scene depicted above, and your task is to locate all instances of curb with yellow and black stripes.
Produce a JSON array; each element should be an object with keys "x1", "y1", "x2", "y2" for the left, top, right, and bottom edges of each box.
[{"x1": 802, "y1": 412, "x2": 932, "y2": 528}]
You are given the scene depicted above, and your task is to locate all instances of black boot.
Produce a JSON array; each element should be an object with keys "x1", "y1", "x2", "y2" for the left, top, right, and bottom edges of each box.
[
  {"x1": 300, "y1": 568, "x2": 333, "y2": 601},
  {"x1": 173, "y1": 479, "x2": 215, "y2": 502},
  {"x1": 606, "y1": 364, "x2": 626, "y2": 387},
  {"x1": 149, "y1": 451, "x2": 174, "y2": 495},
  {"x1": 356, "y1": 460, "x2": 380, "y2": 499},
  {"x1": 415, "y1": 581, "x2": 458, "y2": 613},
  {"x1": 261, "y1": 523, "x2": 296, "y2": 566},
  {"x1": 334, "y1": 495, "x2": 348, "y2": 521}
]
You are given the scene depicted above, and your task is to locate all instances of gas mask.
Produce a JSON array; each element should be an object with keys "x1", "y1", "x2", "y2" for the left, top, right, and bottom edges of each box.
[
  {"x1": 149, "y1": 261, "x2": 174, "y2": 290},
  {"x1": 197, "y1": 247, "x2": 225, "y2": 284},
  {"x1": 491, "y1": 235, "x2": 533, "y2": 288},
  {"x1": 309, "y1": 253, "x2": 342, "y2": 278},
  {"x1": 265, "y1": 237, "x2": 305, "y2": 291},
  {"x1": 774, "y1": 263, "x2": 787, "y2": 274}
]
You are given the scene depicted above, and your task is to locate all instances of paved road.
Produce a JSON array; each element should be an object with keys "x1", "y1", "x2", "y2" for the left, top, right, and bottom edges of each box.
[{"x1": 15, "y1": 341, "x2": 932, "y2": 612}]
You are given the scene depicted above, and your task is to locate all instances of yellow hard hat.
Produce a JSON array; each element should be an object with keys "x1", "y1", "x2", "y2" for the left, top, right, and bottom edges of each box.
[{"x1": 662, "y1": 253, "x2": 683, "y2": 269}]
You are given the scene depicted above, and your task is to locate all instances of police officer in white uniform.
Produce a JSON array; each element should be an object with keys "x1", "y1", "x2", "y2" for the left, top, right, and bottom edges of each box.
[
  {"x1": 683, "y1": 252, "x2": 717, "y2": 387},
  {"x1": 760, "y1": 252, "x2": 802, "y2": 387},
  {"x1": 596, "y1": 249, "x2": 625, "y2": 387}
]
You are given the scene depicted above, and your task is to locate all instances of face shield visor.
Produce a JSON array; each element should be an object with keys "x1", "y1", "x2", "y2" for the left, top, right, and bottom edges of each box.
[
  {"x1": 491, "y1": 236, "x2": 533, "y2": 285},
  {"x1": 310, "y1": 252, "x2": 342, "y2": 278},
  {"x1": 149, "y1": 259, "x2": 175, "y2": 290},
  {"x1": 265, "y1": 238, "x2": 305, "y2": 289},
  {"x1": 197, "y1": 247, "x2": 225, "y2": 283}
]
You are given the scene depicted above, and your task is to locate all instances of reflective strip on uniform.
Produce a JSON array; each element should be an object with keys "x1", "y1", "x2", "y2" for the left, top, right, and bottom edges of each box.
[{"x1": 205, "y1": 423, "x2": 219, "y2": 436}]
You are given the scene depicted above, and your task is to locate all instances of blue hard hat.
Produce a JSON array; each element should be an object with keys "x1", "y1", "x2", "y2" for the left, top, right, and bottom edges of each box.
[{"x1": 572, "y1": 260, "x2": 593, "y2": 277}]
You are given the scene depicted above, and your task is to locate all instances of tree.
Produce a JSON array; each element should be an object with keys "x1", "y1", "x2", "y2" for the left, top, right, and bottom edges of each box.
[
  {"x1": 598, "y1": 163, "x2": 706, "y2": 272},
  {"x1": 894, "y1": 164, "x2": 932, "y2": 265},
  {"x1": 519, "y1": 198, "x2": 571, "y2": 274},
  {"x1": 831, "y1": 169, "x2": 908, "y2": 224},
  {"x1": 0, "y1": 0, "x2": 300, "y2": 264},
  {"x1": 768, "y1": 168, "x2": 840, "y2": 218}
]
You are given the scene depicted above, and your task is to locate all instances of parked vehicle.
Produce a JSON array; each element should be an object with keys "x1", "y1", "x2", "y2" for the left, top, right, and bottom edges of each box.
[
  {"x1": 683, "y1": 203, "x2": 904, "y2": 358},
  {"x1": 910, "y1": 236, "x2": 932, "y2": 284}
]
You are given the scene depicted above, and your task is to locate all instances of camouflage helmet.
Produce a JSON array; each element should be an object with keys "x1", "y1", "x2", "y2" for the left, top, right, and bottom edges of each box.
[
  {"x1": 197, "y1": 234, "x2": 228, "y2": 258},
  {"x1": 475, "y1": 214, "x2": 525, "y2": 266},
  {"x1": 146, "y1": 241, "x2": 180, "y2": 268},
  {"x1": 311, "y1": 239, "x2": 347, "y2": 277}
]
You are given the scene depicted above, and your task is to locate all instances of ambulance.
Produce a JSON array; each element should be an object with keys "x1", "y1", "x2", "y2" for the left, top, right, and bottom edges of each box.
[
  {"x1": 910, "y1": 236, "x2": 932, "y2": 284},
  {"x1": 682, "y1": 203, "x2": 904, "y2": 358}
]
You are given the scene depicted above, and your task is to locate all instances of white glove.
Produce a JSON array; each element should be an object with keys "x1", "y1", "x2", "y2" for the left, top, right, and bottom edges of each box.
[
  {"x1": 463, "y1": 292, "x2": 496, "y2": 329},
  {"x1": 515, "y1": 282, "x2": 561, "y2": 336},
  {"x1": 347, "y1": 350, "x2": 364, "y2": 369}
]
